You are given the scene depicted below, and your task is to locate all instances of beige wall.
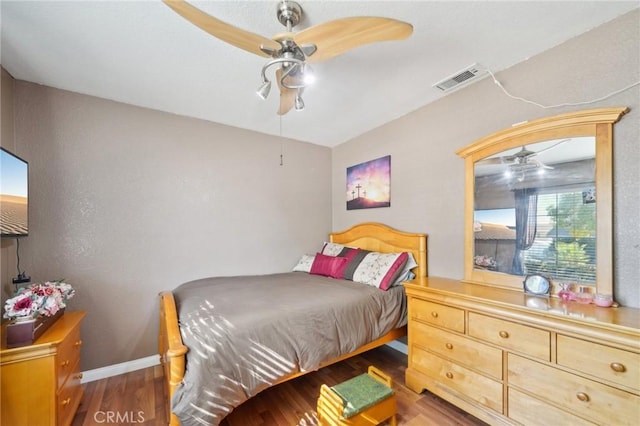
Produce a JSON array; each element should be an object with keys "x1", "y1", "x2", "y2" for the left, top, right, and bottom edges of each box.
[
  {"x1": 1, "y1": 68, "x2": 18, "y2": 298},
  {"x1": 332, "y1": 9, "x2": 640, "y2": 308},
  {"x1": 5, "y1": 82, "x2": 332, "y2": 370},
  {"x1": 1, "y1": 68, "x2": 15, "y2": 146}
]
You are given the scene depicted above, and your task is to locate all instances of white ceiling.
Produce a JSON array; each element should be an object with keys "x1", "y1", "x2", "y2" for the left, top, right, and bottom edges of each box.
[{"x1": 1, "y1": 1, "x2": 637, "y2": 147}]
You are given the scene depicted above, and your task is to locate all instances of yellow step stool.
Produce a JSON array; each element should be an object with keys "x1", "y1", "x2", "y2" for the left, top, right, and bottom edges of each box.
[{"x1": 317, "y1": 366, "x2": 397, "y2": 426}]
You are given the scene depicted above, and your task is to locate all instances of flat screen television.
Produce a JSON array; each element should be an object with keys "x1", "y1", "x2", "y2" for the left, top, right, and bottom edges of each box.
[{"x1": 1, "y1": 147, "x2": 29, "y2": 237}]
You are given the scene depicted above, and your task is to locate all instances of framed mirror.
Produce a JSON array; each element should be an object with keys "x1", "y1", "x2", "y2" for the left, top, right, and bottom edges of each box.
[{"x1": 457, "y1": 108, "x2": 628, "y2": 298}]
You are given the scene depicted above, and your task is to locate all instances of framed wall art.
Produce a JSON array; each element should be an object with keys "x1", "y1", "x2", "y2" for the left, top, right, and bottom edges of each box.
[{"x1": 346, "y1": 155, "x2": 391, "y2": 210}]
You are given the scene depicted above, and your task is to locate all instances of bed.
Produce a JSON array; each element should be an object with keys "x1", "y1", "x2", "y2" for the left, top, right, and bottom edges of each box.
[{"x1": 158, "y1": 222, "x2": 427, "y2": 425}]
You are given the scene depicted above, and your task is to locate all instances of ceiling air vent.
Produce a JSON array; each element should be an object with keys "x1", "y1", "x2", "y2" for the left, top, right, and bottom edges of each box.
[{"x1": 434, "y1": 64, "x2": 485, "y2": 92}]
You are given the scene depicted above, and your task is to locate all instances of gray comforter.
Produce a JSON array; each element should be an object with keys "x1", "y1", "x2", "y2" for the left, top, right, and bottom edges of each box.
[{"x1": 171, "y1": 272, "x2": 407, "y2": 425}]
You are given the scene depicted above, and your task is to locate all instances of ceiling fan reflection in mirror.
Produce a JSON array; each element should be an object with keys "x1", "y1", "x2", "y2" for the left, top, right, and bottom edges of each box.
[
  {"x1": 478, "y1": 139, "x2": 571, "y2": 169},
  {"x1": 163, "y1": 0, "x2": 413, "y2": 115},
  {"x1": 476, "y1": 139, "x2": 572, "y2": 183}
]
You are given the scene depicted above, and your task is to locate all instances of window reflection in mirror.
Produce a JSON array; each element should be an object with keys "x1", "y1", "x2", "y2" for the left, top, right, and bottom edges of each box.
[{"x1": 473, "y1": 137, "x2": 596, "y2": 285}]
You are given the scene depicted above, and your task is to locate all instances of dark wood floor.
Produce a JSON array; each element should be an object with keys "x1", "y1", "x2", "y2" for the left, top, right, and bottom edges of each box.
[{"x1": 73, "y1": 345, "x2": 487, "y2": 425}]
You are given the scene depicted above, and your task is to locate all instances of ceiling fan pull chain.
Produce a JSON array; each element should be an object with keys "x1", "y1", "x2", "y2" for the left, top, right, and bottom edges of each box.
[{"x1": 279, "y1": 116, "x2": 284, "y2": 166}]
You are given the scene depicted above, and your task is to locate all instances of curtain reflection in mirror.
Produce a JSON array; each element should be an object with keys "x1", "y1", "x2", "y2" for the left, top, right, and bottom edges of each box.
[{"x1": 512, "y1": 188, "x2": 538, "y2": 275}]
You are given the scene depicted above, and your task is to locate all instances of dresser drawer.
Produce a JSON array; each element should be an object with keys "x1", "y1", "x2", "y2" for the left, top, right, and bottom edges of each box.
[
  {"x1": 411, "y1": 345, "x2": 502, "y2": 413},
  {"x1": 557, "y1": 334, "x2": 640, "y2": 392},
  {"x1": 410, "y1": 298, "x2": 465, "y2": 333},
  {"x1": 508, "y1": 353, "x2": 640, "y2": 426},
  {"x1": 57, "y1": 359, "x2": 83, "y2": 426},
  {"x1": 412, "y1": 321, "x2": 503, "y2": 379},
  {"x1": 57, "y1": 323, "x2": 82, "y2": 389},
  {"x1": 468, "y1": 312, "x2": 550, "y2": 361},
  {"x1": 508, "y1": 387, "x2": 596, "y2": 426}
]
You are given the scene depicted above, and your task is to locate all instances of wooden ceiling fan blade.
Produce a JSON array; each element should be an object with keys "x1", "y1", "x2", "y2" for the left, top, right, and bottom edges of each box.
[
  {"x1": 163, "y1": 0, "x2": 280, "y2": 57},
  {"x1": 278, "y1": 92, "x2": 296, "y2": 115},
  {"x1": 294, "y1": 17, "x2": 413, "y2": 63},
  {"x1": 276, "y1": 68, "x2": 296, "y2": 115}
]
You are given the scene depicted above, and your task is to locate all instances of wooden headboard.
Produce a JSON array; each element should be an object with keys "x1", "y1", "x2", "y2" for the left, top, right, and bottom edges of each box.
[{"x1": 330, "y1": 222, "x2": 428, "y2": 279}]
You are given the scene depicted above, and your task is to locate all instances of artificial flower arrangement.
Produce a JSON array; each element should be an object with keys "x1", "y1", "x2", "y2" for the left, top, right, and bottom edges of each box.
[{"x1": 3, "y1": 280, "x2": 75, "y2": 321}]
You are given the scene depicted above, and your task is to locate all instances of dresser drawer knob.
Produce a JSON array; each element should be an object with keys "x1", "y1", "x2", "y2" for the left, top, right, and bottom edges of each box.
[
  {"x1": 576, "y1": 392, "x2": 590, "y2": 402},
  {"x1": 431, "y1": 311, "x2": 439, "y2": 318},
  {"x1": 74, "y1": 373, "x2": 84, "y2": 380},
  {"x1": 74, "y1": 340, "x2": 83, "y2": 347},
  {"x1": 61, "y1": 397, "x2": 72, "y2": 406},
  {"x1": 445, "y1": 372, "x2": 454, "y2": 379},
  {"x1": 610, "y1": 362, "x2": 626, "y2": 373},
  {"x1": 445, "y1": 343, "x2": 453, "y2": 350},
  {"x1": 61, "y1": 360, "x2": 70, "y2": 367},
  {"x1": 498, "y1": 330, "x2": 509, "y2": 339}
]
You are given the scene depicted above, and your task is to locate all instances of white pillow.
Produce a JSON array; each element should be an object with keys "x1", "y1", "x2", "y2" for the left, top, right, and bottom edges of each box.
[
  {"x1": 394, "y1": 253, "x2": 418, "y2": 285},
  {"x1": 292, "y1": 254, "x2": 315, "y2": 273}
]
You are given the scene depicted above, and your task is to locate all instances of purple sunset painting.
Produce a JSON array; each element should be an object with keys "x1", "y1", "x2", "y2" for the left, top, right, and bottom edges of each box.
[{"x1": 346, "y1": 155, "x2": 391, "y2": 210}]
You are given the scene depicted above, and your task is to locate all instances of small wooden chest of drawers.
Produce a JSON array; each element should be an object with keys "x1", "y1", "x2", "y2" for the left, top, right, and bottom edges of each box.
[
  {"x1": 404, "y1": 277, "x2": 640, "y2": 426},
  {"x1": 1, "y1": 311, "x2": 86, "y2": 426}
]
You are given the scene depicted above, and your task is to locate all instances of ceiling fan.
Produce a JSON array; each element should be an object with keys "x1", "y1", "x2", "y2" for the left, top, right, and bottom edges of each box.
[
  {"x1": 163, "y1": 0, "x2": 413, "y2": 115},
  {"x1": 478, "y1": 139, "x2": 570, "y2": 170}
]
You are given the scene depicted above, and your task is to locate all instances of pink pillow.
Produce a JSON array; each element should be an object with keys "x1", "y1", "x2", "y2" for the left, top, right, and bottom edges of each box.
[{"x1": 310, "y1": 253, "x2": 350, "y2": 279}]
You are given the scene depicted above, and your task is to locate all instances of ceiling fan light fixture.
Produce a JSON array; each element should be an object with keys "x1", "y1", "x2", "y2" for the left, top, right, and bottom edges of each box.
[
  {"x1": 301, "y1": 64, "x2": 315, "y2": 85},
  {"x1": 257, "y1": 80, "x2": 272, "y2": 100}
]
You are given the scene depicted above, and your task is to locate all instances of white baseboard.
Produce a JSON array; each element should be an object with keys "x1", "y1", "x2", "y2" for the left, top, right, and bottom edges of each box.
[
  {"x1": 385, "y1": 340, "x2": 408, "y2": 354},
  {"x1": 81, "y1": 355, "x2": 160, "y2": 384}
]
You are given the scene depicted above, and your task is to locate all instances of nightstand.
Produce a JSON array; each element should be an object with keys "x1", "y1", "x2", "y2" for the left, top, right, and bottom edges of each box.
[{"x1": 1, "y1": 311, "x2": 86, "y2": 426}]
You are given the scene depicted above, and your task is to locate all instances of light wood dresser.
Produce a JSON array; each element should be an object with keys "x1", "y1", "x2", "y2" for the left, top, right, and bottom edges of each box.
[
  {"x1": 404, "y1": 277, "x2": 640, "y2": 425},
  {"x1": 1, "y1": 311, "x2": 86, "y2": 426}
]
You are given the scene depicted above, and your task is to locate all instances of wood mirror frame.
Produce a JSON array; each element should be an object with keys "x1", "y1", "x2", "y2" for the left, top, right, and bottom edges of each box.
[{"x1": 457, "y1": 107, "x2": 629, "y2": 297}]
